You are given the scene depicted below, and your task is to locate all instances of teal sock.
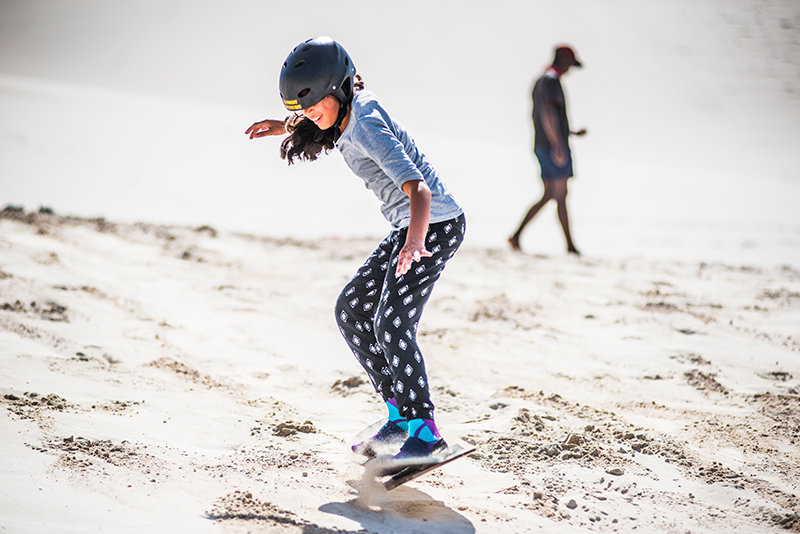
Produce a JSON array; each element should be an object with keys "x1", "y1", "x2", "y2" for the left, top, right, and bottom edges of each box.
[
  {"x1": 408, "y1": 418, "x2": 441, "y2": 443},
  {"x1": 386, "y1": 399, "x2": 408, "y2": 432}
]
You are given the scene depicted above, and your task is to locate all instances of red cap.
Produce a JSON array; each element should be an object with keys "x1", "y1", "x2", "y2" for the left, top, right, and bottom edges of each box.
[{"x1": 554, "y1": 46, "x2": 582, "y2": 67}]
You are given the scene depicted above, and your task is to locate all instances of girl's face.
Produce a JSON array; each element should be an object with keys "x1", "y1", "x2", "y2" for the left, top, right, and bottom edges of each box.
[{"x1": 302, "y1": 95, "x2": 340, "y2": 130}]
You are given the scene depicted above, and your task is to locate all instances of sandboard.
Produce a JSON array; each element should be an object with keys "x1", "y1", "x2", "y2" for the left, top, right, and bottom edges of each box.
[
  {"x1": 380, "y1": 441, "x2": 476, "y2": 490},
  {"x1": 351, "y1": 420, "x2": 476, "y2": 490}
]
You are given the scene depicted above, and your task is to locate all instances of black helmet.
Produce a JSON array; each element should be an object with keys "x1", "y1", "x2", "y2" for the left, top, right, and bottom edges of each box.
[{"x1": 279, "y1": 36, "x2": 356, "y2": 111}]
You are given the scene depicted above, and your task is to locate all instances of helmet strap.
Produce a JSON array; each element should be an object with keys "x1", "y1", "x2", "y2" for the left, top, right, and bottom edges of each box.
[
  {"x1": 309, "y1": 99, "x2": 349, "y2": 143},
  {"x1": 331, "y1": 102, "x2": 349, "y2": 142}
]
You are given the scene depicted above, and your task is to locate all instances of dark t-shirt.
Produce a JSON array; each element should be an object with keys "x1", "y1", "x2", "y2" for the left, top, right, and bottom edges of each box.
[{"x1": 532, "y1": 69, "x2": 570, "y2": 151}]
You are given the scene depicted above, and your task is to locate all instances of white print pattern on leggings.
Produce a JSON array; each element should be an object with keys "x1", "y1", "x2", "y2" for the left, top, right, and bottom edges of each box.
[{"x1": 334, "y1": 215, "x2": 465, "y2": 420}]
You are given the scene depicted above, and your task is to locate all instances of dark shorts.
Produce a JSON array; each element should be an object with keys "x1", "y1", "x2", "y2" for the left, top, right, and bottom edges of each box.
[{"x1": 535, "y1": 147, "x2": 573, "y2": 181}]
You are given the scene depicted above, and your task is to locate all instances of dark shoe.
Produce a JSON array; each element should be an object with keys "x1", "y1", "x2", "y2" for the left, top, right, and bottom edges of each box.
[
  {"x1": 375, "y1": 437, "x2": 449, "y2": 477},
  {"x1": 394, "y1": 437, "x2": 448, "y2": 459},
  {"x1": 351, "y1": 420, "x2": 407, "y2": 458}
]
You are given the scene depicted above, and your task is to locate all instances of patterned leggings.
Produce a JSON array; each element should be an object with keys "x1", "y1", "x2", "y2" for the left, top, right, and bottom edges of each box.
[{"x1": 334, "y1": 215, "x2": 465, "y2": 421}]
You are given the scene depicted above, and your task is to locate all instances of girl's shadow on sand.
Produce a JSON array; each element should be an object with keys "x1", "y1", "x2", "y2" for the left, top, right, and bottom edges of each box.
[{"x1": 319, "y1": 480, "x2": 475, "y2": 534}]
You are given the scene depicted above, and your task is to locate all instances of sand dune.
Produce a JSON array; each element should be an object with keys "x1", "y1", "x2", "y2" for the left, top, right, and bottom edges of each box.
[{"x1": 1, "y1": 208, "x2": 798, "y2": 533}]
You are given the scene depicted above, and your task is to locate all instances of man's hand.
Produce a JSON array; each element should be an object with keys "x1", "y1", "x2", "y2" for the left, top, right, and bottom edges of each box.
[
  {"x1": 245, "y1": 119, "x2": 287, "y2": 139},
  {"x1": 551, "y1": 144, "x2": 568, "y2": 167},
  {"x1": 571, "y1": 128, "x2": 587, "y2": 136}
]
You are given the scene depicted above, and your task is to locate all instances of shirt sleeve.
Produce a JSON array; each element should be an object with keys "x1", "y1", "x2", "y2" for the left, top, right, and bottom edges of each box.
[
  {"x1": 352, "y1": 110, "x2": 426, "y2": 190},
  {"x1": 541, "y1": 75, "x2": 565, "y2": 107}
]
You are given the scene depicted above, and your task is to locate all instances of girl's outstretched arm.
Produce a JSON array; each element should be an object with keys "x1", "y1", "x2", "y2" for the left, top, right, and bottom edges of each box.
[
  {"x1": 245, "y1": 119, "x2": 287, "y2": 139},
  {"x1": 396, "y1": 179, "x2": 432, "y2": 277}
]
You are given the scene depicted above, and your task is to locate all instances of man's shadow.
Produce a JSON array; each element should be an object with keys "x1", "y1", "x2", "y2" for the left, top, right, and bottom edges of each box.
[{"x1": 318, "y1": 478, "x2": 475, "y2": 533}]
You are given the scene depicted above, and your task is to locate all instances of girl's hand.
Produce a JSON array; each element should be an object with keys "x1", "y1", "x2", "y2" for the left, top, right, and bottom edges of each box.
[
  {"x1": 396, "y1": 238, "x2": 432, "y2": 277},
  {"x1": 396, "y1": 179, "x2": 433, "y2": 277},
  {"x1": 245, "y1": 119, "x2": 287, "y2": 139}
]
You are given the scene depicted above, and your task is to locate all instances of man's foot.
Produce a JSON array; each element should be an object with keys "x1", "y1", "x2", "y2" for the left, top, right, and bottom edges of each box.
[
  {"x1": 508, "y1": 236, "x2": 521, "y2": 251},
  {"x1": 376, "y1": 437, "x2": 449, "y2": 476},
  {"x1": 567, "y1": 246, "x2": 581, "y2": 256},
  {"x1": 351, "y1": 420, "x2": 408, "y2": 458}
]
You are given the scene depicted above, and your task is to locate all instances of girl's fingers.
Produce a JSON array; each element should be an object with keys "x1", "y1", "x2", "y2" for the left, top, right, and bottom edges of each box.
[{"x1": 396, "y1": 247, "x2": 431, "y2": 276}]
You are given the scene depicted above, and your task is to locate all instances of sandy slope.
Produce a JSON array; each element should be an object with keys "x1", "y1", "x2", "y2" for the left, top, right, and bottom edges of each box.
[{"x1": 1, "y1": 209, "x2": 798, "y2": 533}]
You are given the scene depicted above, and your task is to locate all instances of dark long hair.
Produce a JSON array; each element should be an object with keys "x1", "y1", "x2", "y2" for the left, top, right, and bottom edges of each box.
[{"x1": 280, "y1": 74, "x2": 363, "y2": 165}]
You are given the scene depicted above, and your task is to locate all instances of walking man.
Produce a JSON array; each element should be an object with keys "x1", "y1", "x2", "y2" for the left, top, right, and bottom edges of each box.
[{"x1": 509, "y1": 45, "x2": 586, "y2": 254}]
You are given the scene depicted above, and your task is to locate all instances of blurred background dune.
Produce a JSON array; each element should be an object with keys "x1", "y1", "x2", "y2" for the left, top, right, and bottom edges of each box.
[{"x1": 1, "y1": 0, "x2": 799, "y2": 264}]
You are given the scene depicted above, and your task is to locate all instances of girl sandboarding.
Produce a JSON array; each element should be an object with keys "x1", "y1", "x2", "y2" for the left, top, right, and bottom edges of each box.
[{"x1": 245, "y1": 36, "x2": 465, "y2": 469}]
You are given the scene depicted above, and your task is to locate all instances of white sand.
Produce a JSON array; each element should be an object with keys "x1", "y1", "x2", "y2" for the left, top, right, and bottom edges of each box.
[
  {"x1": 1, "y1": 211, "x2": 798, "y2": 533},
  {"x1": 1, "y1": 0, "x2": 799, "y2": 532}
]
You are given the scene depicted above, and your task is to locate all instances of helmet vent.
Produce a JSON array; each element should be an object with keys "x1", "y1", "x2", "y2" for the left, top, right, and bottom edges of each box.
[
  {"x1": 294, "y1": 60, "x2": 306, "y2": 68},
  {"x1": 297, "y1": 88, "x2": 310, "y2": 98},
  {"x1": 302, "y1": 45, "x2": 312, "y2": 52}
]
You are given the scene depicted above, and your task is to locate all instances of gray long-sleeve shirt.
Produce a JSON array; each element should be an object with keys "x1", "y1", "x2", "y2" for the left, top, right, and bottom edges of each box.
[{"x1": 335, "y1": 90, "x2": 463, "y2": 230}]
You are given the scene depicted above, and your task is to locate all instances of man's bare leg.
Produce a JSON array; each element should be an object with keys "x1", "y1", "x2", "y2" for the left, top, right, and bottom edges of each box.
[
  {"x1": 552, "y1": 178, "x2": 579, "y2": 254},
  {"x1": 509, "y1": 182, "x2": 556, "y2": 251}
]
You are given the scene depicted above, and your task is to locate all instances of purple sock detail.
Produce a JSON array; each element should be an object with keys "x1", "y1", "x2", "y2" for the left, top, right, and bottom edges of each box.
[{"x1": 408, "y1": 418, "x2": 441, "y2": 442}]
